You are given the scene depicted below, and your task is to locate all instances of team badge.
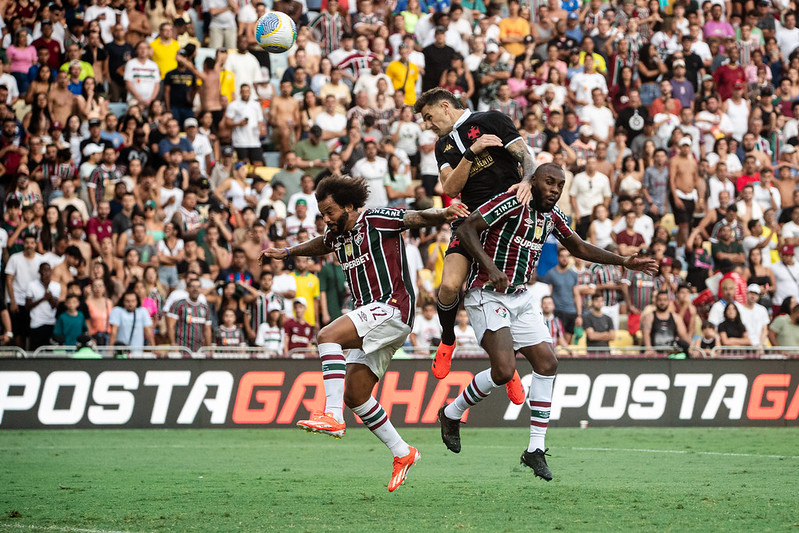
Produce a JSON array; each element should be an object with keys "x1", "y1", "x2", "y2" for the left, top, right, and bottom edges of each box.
[
  {"x1": 467, "y1": 126, "x2": 480, "y2": 140},
  {"x1": 495, "y1": 306, "x2": 509, "y2": 319},
  {"x1": 354, "y1": 233, "x2": 364, "y2": 246}
]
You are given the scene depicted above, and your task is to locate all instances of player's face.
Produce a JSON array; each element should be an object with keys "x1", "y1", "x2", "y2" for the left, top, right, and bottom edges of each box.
[
  {"x1": 318, "y1": 196, "x2": 351, "y2": 235},
  {"x1": 531, "y1": 167, "x2": 566, "y2": 212},
  {"x1": 421, "y1": 103, "x2": 454, "y2": 136}
]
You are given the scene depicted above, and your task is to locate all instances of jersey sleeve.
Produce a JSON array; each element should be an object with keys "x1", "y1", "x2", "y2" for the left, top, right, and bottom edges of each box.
[
  {"x1": 478, "y1": 191, "x2": 521, "y2": 227},
  {"x1": 481, "y1": 111, "x2": 523, "y2": 148},
  {"x1": 323, "y1": 228, "x2": 337, "y2": 249},
  {"x1": 550, "y1": 205, "x2": 575, "y2": 242},
  {"x1": 434, "y1": 137, "x2": 459, "y2": 172},
  {"x1": 366, "y1": 208, "x2": 407, "y2": 233}
]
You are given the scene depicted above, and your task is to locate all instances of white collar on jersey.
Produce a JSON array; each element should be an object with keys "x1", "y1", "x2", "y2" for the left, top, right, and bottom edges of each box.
[
  {"x1": 452, "y1": 109, "x2": 472, "y2": 130},
  {"x1": 448, "y1": 109, "x2": 473, "y2": 154}
]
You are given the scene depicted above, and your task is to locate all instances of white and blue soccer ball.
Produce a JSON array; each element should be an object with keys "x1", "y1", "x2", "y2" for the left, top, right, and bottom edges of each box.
[{"x1": 255, "y1": 11, "x2": 297, "y2": 53}]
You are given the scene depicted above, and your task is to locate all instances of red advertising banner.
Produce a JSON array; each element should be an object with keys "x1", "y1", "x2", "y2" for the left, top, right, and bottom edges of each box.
[{"x1": 1, "y1": 359, "x2": 798, "y2": 428}]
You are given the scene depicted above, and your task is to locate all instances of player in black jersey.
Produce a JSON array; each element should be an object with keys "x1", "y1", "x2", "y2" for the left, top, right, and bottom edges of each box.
[{"x1": 414, "y1": 88, "x2": 536, "y2": 391}]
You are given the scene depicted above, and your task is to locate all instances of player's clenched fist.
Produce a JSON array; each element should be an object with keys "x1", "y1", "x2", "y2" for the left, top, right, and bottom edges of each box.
[{"x1": 470, "y1": 134, "x2": 503, "y2": 154}]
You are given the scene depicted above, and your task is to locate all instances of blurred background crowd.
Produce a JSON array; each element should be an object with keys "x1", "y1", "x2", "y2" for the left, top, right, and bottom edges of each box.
[{"x1": 1, "y1": 0, "x2": 798, "y2": 356}]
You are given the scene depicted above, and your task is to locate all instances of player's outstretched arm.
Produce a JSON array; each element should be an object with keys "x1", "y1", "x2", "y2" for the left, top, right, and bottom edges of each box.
[
  {"x1": 403, "y1": 203, "x2": 469, "y2": 229},
  {"x1": 455, "y1": 212, "x2": 510, "y2": 292},
  {"x1": 260, "y1": 236, "x2": 333, "y2": 265},
  {"x1": 560, "y1": 234, "x2": 659, "y2": 276}
]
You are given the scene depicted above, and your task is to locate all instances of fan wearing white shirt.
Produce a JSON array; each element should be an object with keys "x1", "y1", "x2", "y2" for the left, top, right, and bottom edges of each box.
[
  {"x1": 26, "y1": 262, "x2": 62, "y2": 350},
  {"x1": 314, "y1": 94, "x2": 348, "y2": 149},
  {"x1": 410, "y1": 302, "x2": 443, "y2": 347},
  {"x1": 578, "y1": 88, "x2": 615, "y2": 143},
  {"x1": 350, "y1": 140, "x2": 389, "y2": 209}
]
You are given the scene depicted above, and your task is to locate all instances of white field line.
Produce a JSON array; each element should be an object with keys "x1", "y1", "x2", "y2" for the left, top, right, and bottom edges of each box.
[{"x1": 0, "y1": 524, "x2": 134, "y2": 533}]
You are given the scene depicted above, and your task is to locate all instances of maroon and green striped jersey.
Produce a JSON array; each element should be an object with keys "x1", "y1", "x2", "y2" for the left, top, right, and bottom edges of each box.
[
  {"x1": 467, "y1": 191, "x2": 574, "y2": 294},
  {"x1": 215, "y1": 325, "x2": 245, "y2": 346},
  {"x1": 167, "y1": 299, "x2": 211, "y2": 352},
  {"x1": 323, "y1": 208, "x2": 415, "y2": 325},
  {"x1": 623, "y1": 269, "x2": 656, "y2": 311}
]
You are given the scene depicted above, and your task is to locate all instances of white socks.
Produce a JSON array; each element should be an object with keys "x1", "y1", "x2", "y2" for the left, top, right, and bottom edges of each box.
[
  {"x1": 528, "y1": 372, "x2": 554, "y2": 452},
  {"x1": 444, "y1": 369, "x2": 499, "y2": 420},
  {"x1": 352, "y1": 396, "x2": 410, "y2": 457},
  {"x1": 319, "y1": 343, "x2": 345, "y2": 423}
]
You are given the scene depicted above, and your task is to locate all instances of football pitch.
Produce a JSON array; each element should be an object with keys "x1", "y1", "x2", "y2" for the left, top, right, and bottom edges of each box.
[{"x1": 1, "y1": 427, "x2": 797, "y2": 532}]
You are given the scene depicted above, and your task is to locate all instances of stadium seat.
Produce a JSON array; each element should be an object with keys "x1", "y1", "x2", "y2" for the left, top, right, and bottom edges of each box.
[
  {"x1": 610, "y1": 330, "x2": 634, "y2": 347},
  {"x1": 263, "y1": 151, "x2": 281, "y2": 168},
  {"x1": 254, "y1": 166, "x2": 281, "y2": 182},
  {"x1": 108, "y1": 102, "x2": 128, "y2": 118},
  {"x1": 660, "y1": 213, "x2": 676, "y2": 236}
]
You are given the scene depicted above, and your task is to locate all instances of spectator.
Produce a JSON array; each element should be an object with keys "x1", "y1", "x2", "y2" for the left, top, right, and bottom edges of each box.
[
  {"x1": 718, "y1": 303, "x2": 751, "y2": 347},
  {"x1": 410, "y1": 301, "x2": 442, "y2": 347},
  {"x1": 769, "y1": 304, "x2": 799, "y2": 346},
  {"x1": 772, "y1": 245, "x2": 799, "y2": 315},
  {"x1": 284, "y1": 297, "x2": 314, "y2": 352},
  {"x1": 570, "y1": 156, "x2": 611, "y2": 238},
  {"x1": 583, "y1": 293, "x2": 615, "y2": 349},
  {"x1": 53, "y1": 293, "x2": 89, "y2": 346},
  {"x1": 254, "y1": 301, "x2": 286, "y2": 355},
  {"x1": 641, "y1": 290, "x2": 690, "y2": 355},
  {"x1": 224, "y1": 84, "x2": 265, "y2": 166},
  {"x1": 166, "y1": 277, "x2": 212, "y2": 351},
  {"x1": 109, "y1": 290, "x2": 155, "y2": 347},
  {"x1": 691, "y1": 321, "x2": 720, "y2": 358},
  {"x1": 25, "y1": 262, "x2": 61, "y2": 350}
]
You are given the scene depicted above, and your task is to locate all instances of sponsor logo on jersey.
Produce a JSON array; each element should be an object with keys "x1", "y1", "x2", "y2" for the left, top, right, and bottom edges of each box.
[
  {"x1": 512, "y1": 235, "x2": 544, "y2": 250},
  {"x1": 341, "y1": 252, "x2": 370, "y2": 270},
  {"x1": 523, "y1": 217, "x2": 534, "y2": 227},
  {"x1": 443, "y1": 143, "x2": 454, "y2": 152}
]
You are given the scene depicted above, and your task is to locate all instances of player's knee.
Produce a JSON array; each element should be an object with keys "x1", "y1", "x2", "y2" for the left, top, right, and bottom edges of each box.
[
  {"x1": 536, "y1": 356, "x2": 558, "y2": 376},
  {"x1": 317, "y1": 326, "x2": 334, "y2": 345},
  {"x1": 343, "y1": 389, "x2": 366, "y2": 409},
  {"x1": 438, "y1": 278, "x2": 461, "y2": 301},
  {"x1": 491, "y1": 358, "x2": 515, "y2": 385}
]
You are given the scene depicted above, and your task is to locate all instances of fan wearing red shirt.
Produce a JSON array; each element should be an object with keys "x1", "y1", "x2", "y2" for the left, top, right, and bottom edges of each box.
[
  {"x1": 86, "y1": 201, "x2": 113, "y2": 256},
  {"x1": 735, "y1": 155, "x2": 760, "y2": 192},
  {"x1": 615, "y1": 210, "x2": 647, "y2": 255},
  {"x1": 284, "y1": 297, "x2": 315, "y2": 352},
  {"x1": 712, "y1": 47, "x2": 745, "y2": 101}
]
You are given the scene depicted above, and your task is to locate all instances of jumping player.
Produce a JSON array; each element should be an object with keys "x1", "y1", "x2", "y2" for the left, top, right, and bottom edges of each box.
[
  {"x1": 260, "y1": 176, "x2": 468, "y2": 492},
  {"x1": 441, "y1": 163, "x2": 657, "y2": 480},
  {"x1": 414, "y1": 88, "x2": 537, "y2": 397}
]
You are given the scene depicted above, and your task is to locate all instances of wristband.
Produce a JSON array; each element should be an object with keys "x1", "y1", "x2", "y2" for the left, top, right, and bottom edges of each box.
[
  {"x1": 463, "y1": 148, "x2": 476, "y2": 162},
  {"x1": 284, "y1": 247, "x2": 291, "y2": 259}
]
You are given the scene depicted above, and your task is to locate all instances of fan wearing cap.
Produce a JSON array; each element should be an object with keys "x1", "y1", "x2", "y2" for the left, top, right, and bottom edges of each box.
[
  {"x1": 669, "y1": 136, "x2": 705, "y2": 248},
  {"x1": 254, "y1": 300, "x2": 286, "y2": 354},
  {"x1": 772, "y1": 244, "x2": 799, "y2": 313}
]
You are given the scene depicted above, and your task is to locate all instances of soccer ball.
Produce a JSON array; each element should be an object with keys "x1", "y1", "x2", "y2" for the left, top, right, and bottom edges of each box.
[{"x1": 255, "y1": 12, "x2": 297, "y2": 53}]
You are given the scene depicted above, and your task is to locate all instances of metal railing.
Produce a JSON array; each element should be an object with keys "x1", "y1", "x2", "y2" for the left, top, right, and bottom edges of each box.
[
  {"x1": 196, "y1": 346, "x2": 282, "y2": 359},
  {"x1": 709, "y1": 346, "x2": 799, "y2": 359},
  {"x1": 0, "y1": 346, "x2": 27, "y2": 359},
  {"x1": 557, "y1": 346, "x2": 680, "y2": 358},
  {"x1": 30, "y1": 345, "x2": 193, "y2": 359}
]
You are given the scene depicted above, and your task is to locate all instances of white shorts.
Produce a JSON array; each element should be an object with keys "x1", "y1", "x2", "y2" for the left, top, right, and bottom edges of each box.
[
  {"x1": 464, "y1": 289, "x2": 552, "y2": 351},
  {"x1": 345, "y1": 302, "x2": 411, "y2": 378}
]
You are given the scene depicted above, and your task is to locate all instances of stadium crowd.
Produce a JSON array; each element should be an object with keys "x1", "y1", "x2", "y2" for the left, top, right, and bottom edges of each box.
[{"x1": 1, "y1": 0, "x2": 799, "y2": 356}]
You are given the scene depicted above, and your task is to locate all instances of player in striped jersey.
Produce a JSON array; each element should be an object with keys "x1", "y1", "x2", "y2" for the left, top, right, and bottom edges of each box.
[
  {"x1": 415, "y1": 87, "x2": 536, "y2": 392},
  {"x1": 442, "y1": 163, "x2": 657, "y2": 481},
  {"x1": 260, "y1": 176, "x2": 468, "y2": 492}
]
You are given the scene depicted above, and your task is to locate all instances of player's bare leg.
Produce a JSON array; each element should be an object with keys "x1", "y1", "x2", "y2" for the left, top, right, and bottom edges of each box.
[
  {"x1": 296, "y1": 315, "x2": 363, "y2": 438},
  {"x1": 440, "y1": 327, "x2": 516, "y2": 453},
  {"x1": 433, "y1": 252, "x2": 470, "y2": 379},
  {"x1": 517, "y1": 341, "x2": 558, "y2": 481},
  {"x1": 344, "y1": 363, "x2": 419, "y2": 492}
]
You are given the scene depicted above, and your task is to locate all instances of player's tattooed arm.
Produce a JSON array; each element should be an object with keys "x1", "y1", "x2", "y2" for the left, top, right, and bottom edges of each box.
[
  {"x1": 507, "y1": 138, "x2": 535, "y2": 182},
  {"x1": 260, "y1": 236, "x2": 333, "y2": 265},
  {"x1": 404, "y1": 204, "x2": 470, "y2": 229}
]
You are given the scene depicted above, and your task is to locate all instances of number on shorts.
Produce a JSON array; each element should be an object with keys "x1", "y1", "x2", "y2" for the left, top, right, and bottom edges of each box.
[{"x1": 369, "y1": 306, "x2": 388, "y2": 320}]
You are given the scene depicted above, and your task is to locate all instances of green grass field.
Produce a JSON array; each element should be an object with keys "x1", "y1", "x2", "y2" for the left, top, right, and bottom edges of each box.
[{"x1": 1, "y1": 427, "x2": 797, "y2": 532}]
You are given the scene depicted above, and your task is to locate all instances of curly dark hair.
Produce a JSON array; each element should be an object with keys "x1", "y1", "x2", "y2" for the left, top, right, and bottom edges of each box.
[{"x1": 315, "y1": 175, "x2": 370, "y2": 209}]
